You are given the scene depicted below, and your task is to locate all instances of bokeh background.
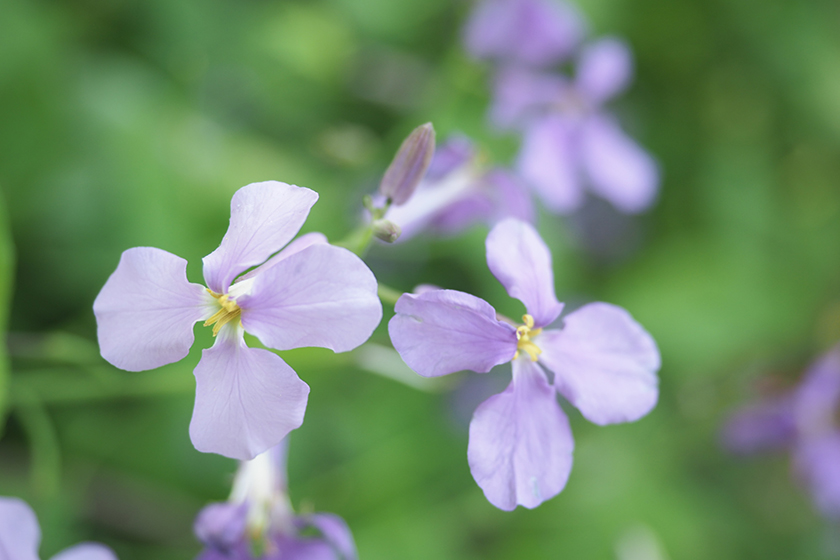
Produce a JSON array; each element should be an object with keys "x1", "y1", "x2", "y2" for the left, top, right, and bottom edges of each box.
[{"x1": 1, "y1": 0, "x2": 840, "y2": 558}]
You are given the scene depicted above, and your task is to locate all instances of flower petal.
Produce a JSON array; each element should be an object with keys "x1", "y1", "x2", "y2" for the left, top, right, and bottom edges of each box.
[
  {"x1": 468, "y1": 358, "x2": 574, "y2": 510},
  {"x1": 389, "y1": 289, "x2": 518, "y2": 378},
  {"x1": 490, "y1": 68, "x2": 566, "y2": 129},
  {"x1": 580, "y1": 114, "x2": 659, "y2": 213},
  {"x1": 94, "y1": 247, "x2": 213, "y2": 372},
  {"x1": 189, "y1": 326, "x2": 310, "y2": 460},
  {"x1": 517, "y1": 115, "x2": 584, "y2": 213},
  {"x1": 484, "y1": 169, "x2": 535, "y2": 224},
  {"x1": 485, "y1": 218, "x2": 563, "y2": 327},
  {"x1": 794, "y1": 346, "x2": 840, "y2": 437},
  {"x1": 0, "y1": 496, "x2": 40, "y2": 560},
  {"x1": 193, "y1": 502, "x2": 247, "y2": 551},
  {"x1": 721, "y1": 396, "x2": 797, "y2": 455},
  {"x1": 576, "y1": 37, "x2": 633, "y2": 105},
  {"x1": 305, "y1": 514, "x2": 358, "y2": 560},
  {"x1": 50, "y1": 544, "x2": 118, "y2": 560},
  {"x1": 238, "y1": 232, "x2": 329, "y2": 282},
  {"x1": 238, "y1": 244, "x2": 381, "y2": 353},
  {"x1": 794, "y1": 434, "x2": 840, "y2": 518},
  {"x1": 538, "y1": 302, "x2": 660, "y2": 425},
  {"x1": 202, "y1": 181, "x2": 319, "y2": 293}
]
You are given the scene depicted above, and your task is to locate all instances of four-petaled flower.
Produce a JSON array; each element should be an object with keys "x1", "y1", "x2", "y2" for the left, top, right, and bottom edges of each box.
[
  {"x1": 389, "y1": 218, "x2": 660, "y2": 510},
  {"x1": 94, "y1": 181, "x2": 382, "y2": 460},
  {"x1": 0, "y1": 496, "x2": 117, "y2": 560}
]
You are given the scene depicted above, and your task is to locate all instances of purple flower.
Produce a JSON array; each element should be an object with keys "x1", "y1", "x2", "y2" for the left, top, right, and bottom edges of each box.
[
  {"x1": 195, "y1": 441, "x2": 357, "y2": 560},
  {"x1": 94, "y1": 181, "x2": 382, "y2": 460},
  {"x1": 723, "y1": 347, "x2": 840, "y2": 518},
  {"x1": 388, "y1": 218, "x2": 660, "y2": 509},
  {"x1": 384, "y1": 137, "x2": 534, "y2": 241},
  {"x1": 489, "y1": 38, "x2": 659, "y2": 214},
  {"x1": 464, "y1": 0, "x2": 585, "y2": 68},
  {"x1": 0, "y1": 496, "x2": 117, "y2": 560}
]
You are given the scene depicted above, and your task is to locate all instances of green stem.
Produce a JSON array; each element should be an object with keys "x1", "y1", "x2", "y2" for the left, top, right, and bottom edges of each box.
[
  {"x1": 14, "y1": 389, "x2": 61, "y2": 499},
  {"x1": 334, "y1": 223, "x2": 374, "y2": 257}
]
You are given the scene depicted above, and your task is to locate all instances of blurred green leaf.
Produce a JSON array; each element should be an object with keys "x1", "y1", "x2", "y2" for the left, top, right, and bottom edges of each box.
[{"x1": 0, "y1": 190, "x2": 14, "y2": 429}]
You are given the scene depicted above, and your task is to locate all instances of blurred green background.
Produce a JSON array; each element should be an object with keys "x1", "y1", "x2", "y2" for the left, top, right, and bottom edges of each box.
[{"x1": 1, "y1": 0, "x2": 840, "y2": 558}]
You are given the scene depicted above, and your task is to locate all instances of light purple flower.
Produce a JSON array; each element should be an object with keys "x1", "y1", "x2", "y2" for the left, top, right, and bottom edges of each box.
[
  {"x1": 94, "y1": 181, "x2": 382, "y2": 460},
  {"x1": 0, "y1": 496, "x2": 117, "y2": 560},
  {"x1": 389, "y1": 218, "x2": 660, "y2": 509},
  {"x1": 723, "y1": 347, "x2": 840, "y2": 518},
  {"x1": 464, "y1": 0, "x2": 585, "y2": 68},
  {"x1": 195, "y1": 440, "x2": 357, "y2": 560},
  {"x1": 488, "y1": 37, "x2": 659, "y2": 214},
  {"x1": 384, "y1": 137, "x2": 534, "y2": 241}
]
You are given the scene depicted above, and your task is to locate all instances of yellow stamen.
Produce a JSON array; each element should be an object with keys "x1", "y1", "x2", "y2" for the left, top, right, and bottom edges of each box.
[
  {"x1": 204, "y1": 289, "x2": 242, "y2": 336},
  {"x1": 513, "y1": 314, "x2": 542, "y2": 361}
]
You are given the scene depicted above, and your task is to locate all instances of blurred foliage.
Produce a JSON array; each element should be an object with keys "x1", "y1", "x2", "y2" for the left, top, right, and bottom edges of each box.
[{"x1": 0, "y1": 0, "x2": 839, "y2": 558}]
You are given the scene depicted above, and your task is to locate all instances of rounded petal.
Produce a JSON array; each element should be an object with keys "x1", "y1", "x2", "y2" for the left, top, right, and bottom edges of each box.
[
  {"x1": 238, "y1": 244, "x2": 381, "y2": 353},
  {"x1": 93, "y1": 247, "x2": 213, "y2": 372},
  {"x1": 389, "y1": 290, "x2": 517, "y2": 378},
  {"x1": 794, "y1": 346, "x2": 840, "y2": 437},
  {"x1": 238, "y1": 232, "x2": 329, "y2": 282},
  {"x1": 490, "y1": 68, "x2": 566, "y2": 129},
  {"x1": 193, "y1": 502, "x2": 247, "y2": 551},
  {"x1": 794, "y1": 434, "x2": 840, "y2": 518},
  {"x1": 189, "y1": 327, "x2": 310, "y2": 460},
  {"x1": 50, "y1": 544, "x2": 118, "y2": 560},
  {"x1": 580, "y1": 115, "x2": 659, "y2": 214},
  {"x1": 576, "y1": 37, "x2": 633, "y2": 104},
  {"x1": 202, "y1": 181, "x2": 319, "y2": 293},
  {"x1": 485, "y1": 218, "x2": 563, "y2": 327},
  {"x1": 468, "y1": 358, "x2": 574, "y2": 510},
  {"x1": 484, "y1": 169, "x2": 535, "y2": 225},
  {"x1": 538, "y1": 302, "x2": 660, "y2": 425},
  {"x1": 306, "y1": 514, "x2": 358, "y2": 560},
  {"x1": 0, "y1": 496, "x2": 40, "y2": 560},
  {"x1": 517, "y1": 115, "x2": 584, "y2": 213},
  {"x1": 464, "y1": 0, "x2": 585, "y2": 67}
]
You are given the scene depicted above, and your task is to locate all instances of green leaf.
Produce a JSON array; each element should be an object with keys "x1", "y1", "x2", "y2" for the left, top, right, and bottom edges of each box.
[{"x1": 0, "y1": 190, "x2": 14, "y2": 429}]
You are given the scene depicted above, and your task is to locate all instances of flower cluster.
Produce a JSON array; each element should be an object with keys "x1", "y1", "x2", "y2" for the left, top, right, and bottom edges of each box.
[
  {"x1": 389, "y1": 218, "x2": 660, "y2": 509},
  {"x1": 465, "y1": 0, "x2": 659, "y2": 214},
  {"x1": 723, "y1": 347, "x2": 840, "y2": 517}
]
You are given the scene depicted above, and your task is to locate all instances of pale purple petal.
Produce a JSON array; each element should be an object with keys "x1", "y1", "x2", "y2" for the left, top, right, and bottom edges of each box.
[
  {"x1": 193, "y1": 502, "x2": 247, "y2": 551},
  {"x1": 238, "y1": 244, "x2": 381, "y2": 353},
  {"x1": 274, "y1": 538, "x2": 338, "y2": 560},
  {"x1": 50, "y1": 544, "x2": 118, "y2": 560},
  {"x1": 538, "y1": 302, "x2": 660, "y2": 425},
  {"x1": 484, "y1": 169, "x2": 535, "y2": 224},
  {"x1": 202, "y1": 182, "x2": 319, "y2": 293},
  {"x1": 464, "y1": 0, "x2": 585, "y2": 67},
  {"x1": 189, "y1": 327, "x2": 310, "y2": 460},
  {"x1": 517, "y1": 115, "x2": 584, "y2": 213},
  {"x1": 94, "y1": 247, "x2": 213, "y2": 372},
  {"x1": 0, "y1": 497, "x2": 40, "y2": 560},
  {"x1": 468, "y1": 358, "x2": 574, "y2": 510},
  {"x1": 794, "y1": 434, "x2": 840, "y2": 518},
  {"x1": 306, "y1": 514, "x2": 357, "y2": 560},
  {"x1": 426, "y1": 194, "x2": 495, "y2": 234},
  {"x1": 239, "y1": 232, "x2": 329, "y2": 282},
  {"x1": 580, "y1": 114, "x2": 659, "y2": 213},
  {"x1": 576, "y1": 37, "x2": 633, "y2": 105},
  {"x1": 425, "y1": 136, "x2": 475, "y2": 181},
  {"x1": 794, "y1": 346, "x2": 840, "y2": 437},
  {"x1": 389, "y1": 290, "x2": 517, "y2": 378},
  {"x1": 485, "y1": 218, "x2": 563, "y2": 327},
  {"x1": 721, "y1": 397, "x2": 797, "y2": 455},
  {"x1": 490, "y1": 68, "x2": 566, "y2": 129}
]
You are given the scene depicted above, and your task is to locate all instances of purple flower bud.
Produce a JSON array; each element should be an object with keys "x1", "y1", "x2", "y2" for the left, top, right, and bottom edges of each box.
[
  {"x1": 379, "y1": 123, "x2": 436, "y2": 205},
  {"x1": 371, "y1": 219, "x2": 402, "y2": 243}
]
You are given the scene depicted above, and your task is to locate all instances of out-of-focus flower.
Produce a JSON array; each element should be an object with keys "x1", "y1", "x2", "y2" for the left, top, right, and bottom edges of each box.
[
  {"x1": 490, "y1": 38, "x2": 659, "y2": 214},
  {"x1": 379, "y1": 123, "x2": 436, "y2": 206},
  {"x1": 464, "y1": 0, "x2": 585, "y2": 68},
  {"x1": 195, "y1": 440, "x2": 357, "y2": 560},
  {"x1": 0, "y1": 496, "x2": 117, "y2": 560},
  {"x1": 389, "y1": 218, "x2": 660, "y2": 510},
  {"x1": 723, "y1": 347, "x2": 840, "y2": 518},
  {"x1": 94, "y1": 182, "x2": 382, "y2": 460},
  {"x1": 384, "y1": 137, "x2": 534, "y2": 240}
]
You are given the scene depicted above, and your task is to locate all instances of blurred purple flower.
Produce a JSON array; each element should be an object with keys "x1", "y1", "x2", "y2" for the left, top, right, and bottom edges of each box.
[
  {"x1": 491, "y1": 38, "x2": 659, "y2": 214},
  {"x1": 464, "y1": 0, "x2": 585, "y2": 67},
  {"x1": 0, "y1": 496, "x2": 117, "y2": 560},
  {"x1": 94, "y1": 181, "x2": 382, "y2": 460},
  {"x1": 384, "y1": 137, "x2": 534, "y2": 240},
  {"x1": 389, "y1": 218, "x2": 660, "y2": 510},
  {"x1": 723, "y1": 347, "x2": 840, "y2": 518},
  {"x1": 195, "y1": 441, "x2": 357, "y2": 560}
]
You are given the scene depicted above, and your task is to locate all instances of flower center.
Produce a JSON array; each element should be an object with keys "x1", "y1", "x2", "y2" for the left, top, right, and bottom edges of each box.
[
  {"x1": 514, "y1": 314, "x2": 542, "y2": 361},
  {"x1": 204, "y1": 289, "x2": 242, "y2": 336}
]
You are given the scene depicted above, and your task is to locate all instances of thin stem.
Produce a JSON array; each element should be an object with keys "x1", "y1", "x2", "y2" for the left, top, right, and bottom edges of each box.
[{"x1": 14, "y1": 389, "x2": 61, "y2": 500}]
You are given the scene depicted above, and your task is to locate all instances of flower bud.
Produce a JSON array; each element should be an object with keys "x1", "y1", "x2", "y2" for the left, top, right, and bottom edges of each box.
[
  {"x1": 379, "y1": 123, "x2": 436, "y2": 206},
  {"x1": 372, "y1": 219, "x2": 402, "y2": 243}
]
